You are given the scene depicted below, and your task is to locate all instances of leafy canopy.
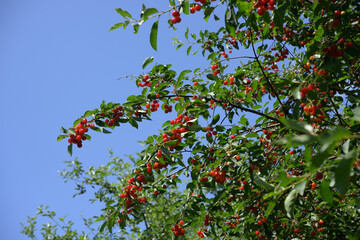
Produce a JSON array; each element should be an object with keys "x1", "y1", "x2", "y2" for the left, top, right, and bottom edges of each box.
[{"x1": 29, "y1": 0, "x2": 360, "y2": 239}]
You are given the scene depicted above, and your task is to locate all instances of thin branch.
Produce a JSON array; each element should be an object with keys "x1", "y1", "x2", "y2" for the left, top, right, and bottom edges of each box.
[
  {"x1": 249, "y1": 29, "x2": 284, "y2": 110},
  {"x1": 327, "y1": 92, "x2": 348, "y2": 127}
]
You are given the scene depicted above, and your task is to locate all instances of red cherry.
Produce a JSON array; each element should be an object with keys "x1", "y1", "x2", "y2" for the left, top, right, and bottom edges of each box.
[
  {"x1": 316, "y1": 172, "x2": 323, "y2": 180},
  {"x1": 194, "y1": 81, "x2": 199, "y2": 86},
  {"x1": 331, "y1": 19, "x2": 340, "y2": 28},
  {"x1": 308, "y1": 83, "x2": 315, "y2": 91},
  {"x1": 190, "y1": 7, "x2": 196, "y2": 14},
  {"x1": 172, "y1": 10, "x2": 180, "y2": 17},
  {"x1": 211, "y1": 64, "x2": 218, "y2": 70},
  {"x1": 334, "y1": 10, "x2": 341, "y2": 18},
  {"x1": 195, "y1": 4, "x2": 202, "y2": 11},
  {"x1": 346, "y1": 41, "x2": 353, "y2": 48},
  {"x1": 257, "y1": 6, "x2": 266, "y2": 16}
]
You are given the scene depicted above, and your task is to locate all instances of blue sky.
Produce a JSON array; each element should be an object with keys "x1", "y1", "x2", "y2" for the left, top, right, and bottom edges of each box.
[{"x1": 0, "y1": 1, "x2": 233, "y2": 239}]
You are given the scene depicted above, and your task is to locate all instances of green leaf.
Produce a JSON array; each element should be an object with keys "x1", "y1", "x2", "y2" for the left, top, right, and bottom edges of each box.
[
  {"x1": 225, "y1": 6, "x2": 238, "y2": 36},
  {"x1": 228, "y1": 111, "x2": 234, "y2": 124},
  {"x1": 273, "y1": 4, "x2": 288, "y2": 31},
  {"x1": 178, "y1": 70, "x2": 191, "y2": 81},
  {"x1": 181, "y1": 0, "x2": 189, "y2": 15},
  {"x1": 253, "y1": 173, "x2": 275, "y2": 191},
  {"x1": 109, "y1": 22, "x2": 124, "y2": 31},
  {"x1": 277, "y1": 134, "x2": 317, "y2": 147},
  {"x1": 143, "y1": 8, "x2": 158, "y2": 20},
  {"x1": 291, "y1": 86, "x2": 301, "y2": 100},
  {"x1": 57, "y1": 135, "x2": 67, "y2": 142},
  {"x1": 304, "y1": 146, "x2": 312, "y2": 162},
  {"x1": 342, "y1": 139, "x2": 350, "y2": 154},
  {"x1": 187, "y1": 46, "x2": 192, "y2": 56},
  {"x1": 67, "y1": 144, "x2": 73, "y2": 156},
  {"x1": 68, "y1": 128, "x2": 76, "y2": 135},
  {"x1": 265, "y1": 200, "x2": 277, "y2": 217},
  {"x1": 353, "y1": 107, "x2": 360, "y2": 122},
  {"x1": 142, "y1": 57, "x2": 154, "y2": 69},
  {"x1": 314, "y1": 24, "x2": 324, "y2": 41},
  {"x1": 284, "y1": 189, "x2": 297, "y2": 217},
  {"x1": 236, "y1": 0, "x2": 252, "y2": 16},
  {"x1": 129, "y1": 118, "x2": 139, "y2": 129},
  {"x1": 281, "y1": 119, "x2": 313, "y2": 134},
  {"x1": 295, "y1": 179, "x2": 307, "y2": 196},
  {"x1": 320, "y1": 179, "x2": 333, "y2": 204},
  {"x1": 115, "y1": 8, "x2": 132, "y2": 19},
  {"x1": 150, "y1": 21, "x2": 158, "y2": 51},
  {"x1": 211, "y1": 114, "x2": 220, "y2": 125},
  {"x1": 206, "y1": 74, "x2": 217, "y2": 80},
  {"x1": 335, "y1": 150, "x2": 356, "y2": 195},
  {"x1": 100, "y1": 127, "x2": 112, "y2": 134},
  {"x1": 100, "y1": 220, "x2": 107, "y2": 232}
]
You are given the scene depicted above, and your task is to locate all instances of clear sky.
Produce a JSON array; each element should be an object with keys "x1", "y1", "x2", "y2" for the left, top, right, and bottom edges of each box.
[{"x1": 0, "y1": 1, "x2": 235, "y2": 239}]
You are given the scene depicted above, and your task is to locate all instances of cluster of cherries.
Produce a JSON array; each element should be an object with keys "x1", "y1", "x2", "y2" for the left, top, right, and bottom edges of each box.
[
  {"x1": 68, "y1": 119, "x2": 94, "y2": 148},
  {"x1": 119, "y1": 174, "x2": 148, "y2": 215},
  {"x1": 171, "y1": 0, "x2": 218, "y2": 24},
  {"x1": 170, "y1": 220, "x2": 186, "y2": 236},
  {"x1": 196, "y1": 229, "x2": 207, "y2": 238},
  {"x1": 163, "y1": 104, "x2": 173, "y2": 113},
  {"x1": 145, "y1": 99, "x2": 160, "y2": 112},
  {"x1": 254, "y1": 0, "x2": 276, "y2": 16},
  {"x1": 162, "y1": 114, "x2": 195, "y2": 150},
  {"x1": 138, "y1": 74, "x2": 151, "y2": 88},
  {"x1": 211, "y1": 64, "x2": 220, "y2": 76}
]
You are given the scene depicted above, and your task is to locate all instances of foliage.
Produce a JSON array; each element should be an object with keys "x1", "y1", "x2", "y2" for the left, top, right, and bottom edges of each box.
[
  {"x1": 47, "y1": 0, "x2": 360, "y2": 239},
  {"x1": 21, "y1": 151, "x2": 198, "y2": 239}
]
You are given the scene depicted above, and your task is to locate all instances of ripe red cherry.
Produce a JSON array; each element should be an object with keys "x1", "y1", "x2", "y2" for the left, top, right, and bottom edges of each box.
[
  {"x1": 331, "y1": 19, "x2": 340, "y2": 27},
  {"x1": 172, "y1": 16, "x2": 181, "y2": 24},
  {"x1": 231, "y1": 134, "x2": 235, "y2": 139},
  {"x1": 334, "y1": 10, "x2": 341, "y2": 18},
  {"x1": 257, "y1": 6, "x2": 266, "y2": 16},
  {"x1": 346, "y1": 41, "x2": 353, "y2": 48},
  {"x1": 308, "y1": 83, "x2": 315, "y2": 91},
  {"x1": 339, "y1": 38, "x2": 346, "y2": 44},
  {"x1": 316, "y1": 172, "x2": 323, "y2": 180},
  {"x1": 179, "y1": 220, "x2": 184, "y2": 225},
  {"x1": 190, "y1": 7, "x2": 196, "y2": 14},
  {"x1": 172, "y1": 10, "x2": 180, "y2": 17},
  {"x1": 211, "y1": 64, "x2": 218, "y2": 70},
  {"x1": 195, "y1": 4, "x2": 202, "y2": 11},
  {"x1": 194, "y1": 81, "x2": 199, "y2": 86}
]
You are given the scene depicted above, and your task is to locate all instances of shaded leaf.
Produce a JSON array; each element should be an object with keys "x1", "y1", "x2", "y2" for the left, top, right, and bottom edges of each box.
[
  {"x1": 284, "y1": 189, "x2": 298, "y2": 217},
  {"x1": 150, "y1": 21, "x2": 158, "y2": 51},
  {"x1": 142, "y1": 57, "x2": 154, "y2": 69},
  {"x1": 253, "y1": 173, "x2": 275, "y2": 191},
  {"x1": 320, "y1": 179, "x2": 333, "y2": 204},
  {"x1": 335, "y1": 150, "x2": 356, "y2": 195}
]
